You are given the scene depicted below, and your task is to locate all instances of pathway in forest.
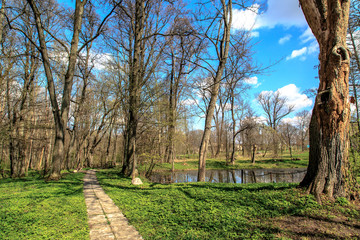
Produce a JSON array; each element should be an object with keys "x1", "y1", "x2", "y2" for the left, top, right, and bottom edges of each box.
[{"x1": 83, "y1": 170, "x2": 143, "y2": 240}]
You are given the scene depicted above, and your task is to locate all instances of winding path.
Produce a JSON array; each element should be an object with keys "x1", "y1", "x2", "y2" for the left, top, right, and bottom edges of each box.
[{"x1": 83, "y1": 170, "x2": 143, "y2": 240}]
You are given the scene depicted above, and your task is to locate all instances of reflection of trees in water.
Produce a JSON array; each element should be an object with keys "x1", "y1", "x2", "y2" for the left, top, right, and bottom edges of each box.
[
  {"x1": 148, "y1": 169, "x2": 307, "y2": 184},
  {"x1": 250, "y1": 170, "x2": 256, "y2": 183},
  {"x1": 209, "y1": 172, "x2": 214, "y2": 182},
  {"x1": 231, "y1": 170, "x2": 236, "y2": 184},
  {"x1": 218, "y1": 171, "x2": 223, "y2": 183}
]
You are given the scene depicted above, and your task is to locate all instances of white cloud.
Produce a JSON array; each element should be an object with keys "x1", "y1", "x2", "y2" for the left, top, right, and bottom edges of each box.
[
  {"x1": 279, "y1": 34, "x2": 292, "y2": 45},
  {"x1": 307, "y1": 41, "x2": 319, "y2": 54},
  {"x1": 286, "y1": 47, "x2": 307, "y2": 60},
  {"x1": 232, "y1": 4, "x2": 260, "y2": 31},
  {"x1": 244, "y1": 76, "x2": 258, "y2": 85},
  {"x1": 281, "y1": 116, "x2": 299, "y2": 125},
  {"x1": 255, "y1": 116, "x2": 267, "y2": 124},
  {"x1": 300, "y1": 27, "x2": 315, "y2": 43},
  {"x1": 281, "y1": 116, "x2": 300, "y2": 126},
  {"x1": 181, "y1": 98, "x2": 199, "y2": 106},
  {"x1": 92, "y1": 53, "x2": 113, "y2": 70},
  {"x1": 286, "y1": 38, "x2": 319, "y2": 61},
  {"x1": 258, "y1": 0, "x2": 307, "y2": 29},
  {"x1": 244, "y1": 76, "x2": 261, "y2": 88},
  {"x1": 251, "y1": 31, "x2": 260, "y2": 38},
  {"x1": 232, "y1": 0, "x2": 307, "y2": 31},
  {"x1": 276, "y1": 84, "x2": 313, "y2": 111}
]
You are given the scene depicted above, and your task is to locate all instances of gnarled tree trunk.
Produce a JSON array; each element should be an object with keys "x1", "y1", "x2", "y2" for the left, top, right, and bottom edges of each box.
[{"x1": 299, "y1": 0, "x2": 358, "y2": 200}]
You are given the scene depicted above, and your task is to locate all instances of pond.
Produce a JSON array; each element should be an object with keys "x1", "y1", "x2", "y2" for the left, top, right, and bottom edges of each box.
[{"x1": 148, "y1": 168, "x2": 307, "y2": 184}]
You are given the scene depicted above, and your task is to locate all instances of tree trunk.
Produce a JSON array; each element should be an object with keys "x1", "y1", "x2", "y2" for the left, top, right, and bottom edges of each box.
[
  {"x1": 198, "y1": 0, "x2": 232, "y2": 182},
  {"x1": 122, "y1": 0, "x2": 144, "y2": 176},
  {"x1": 230, "y1": 88, "x2": 236, "y2": 165},
  {"x1": 299, "y1": 0, "x2": 358, "y2": 200},
  {"x1": 166, "y1": 53, "x2": 176, "y2": 167},
  {"x1": 251, "y1": 144, "x2": 256, "y2": 164}
]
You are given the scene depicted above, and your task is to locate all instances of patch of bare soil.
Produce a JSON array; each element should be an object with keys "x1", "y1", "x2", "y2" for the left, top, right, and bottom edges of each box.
[{"x1": 272, "y1": 214, "x2": 360, "y2": 239}]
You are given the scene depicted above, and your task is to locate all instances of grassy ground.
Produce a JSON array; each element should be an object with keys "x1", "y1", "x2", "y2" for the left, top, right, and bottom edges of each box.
[
  {"x1": 140, "y1": 151, "x2": 310, "y2": 173},
  {"x1": 97, "y1": 169, "x2": 360, "y2": 240},
  {"x1": 0, "y1": 171, "x2": 89, "y2": 240}
]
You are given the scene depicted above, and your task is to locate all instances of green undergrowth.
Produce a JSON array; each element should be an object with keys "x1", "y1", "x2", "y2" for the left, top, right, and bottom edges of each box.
[
  {"x1": 0, "y1": 171, "x2": 89, "y2": 240},
  {"x1": 97, "y1": 169, "x2": 359, "y2": 239}
]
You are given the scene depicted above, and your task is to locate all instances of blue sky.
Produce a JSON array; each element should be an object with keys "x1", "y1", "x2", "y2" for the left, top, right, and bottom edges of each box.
[{"x1": 233, "y1": 0, "x2": 319, "y2": 121}]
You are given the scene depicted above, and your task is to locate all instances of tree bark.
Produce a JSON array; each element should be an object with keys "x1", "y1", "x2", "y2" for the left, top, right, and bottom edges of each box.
[
  {"x1": 166, "y1": 53, "x2": 176, "y2": 167},
  {"x1": 299, "y1": 0, "x2": 358, "y2": 200},
  {"x1": 122, "y1": 0, "x2": 144, "y2": 176}
]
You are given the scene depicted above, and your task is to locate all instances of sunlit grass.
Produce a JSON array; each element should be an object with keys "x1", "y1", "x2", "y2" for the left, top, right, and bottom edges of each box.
[
  {"x1": 0, "y1": 171, "x2": 89, "y2": 240},
  {"x1": 97, "y1": 169, "x2": 360, "y2": 239}
]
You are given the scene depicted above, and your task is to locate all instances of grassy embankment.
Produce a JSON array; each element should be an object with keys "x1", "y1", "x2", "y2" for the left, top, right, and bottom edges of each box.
[
  {"x1": 0, "y1": 171, "x2": 89, "y2": 240},
  {"x1": 139, "y1": 151, "x2": 310, "y2": 173},
  {"x1": 97, "y1": 169, "x2": 360, "y2": 239}
]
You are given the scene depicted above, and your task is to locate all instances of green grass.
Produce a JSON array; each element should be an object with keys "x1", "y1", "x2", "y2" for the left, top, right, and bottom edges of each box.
[
  {"x1": 97, "y1": 169, "x2": 360, "y2": 239},
  {"x1": 0, "y1": 171, "x2": 89, "y2": 240}
]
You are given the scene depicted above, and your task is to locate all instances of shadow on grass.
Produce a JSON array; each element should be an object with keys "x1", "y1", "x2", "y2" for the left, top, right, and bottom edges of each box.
[{"x1": 0, "y1": 171, "x2": 85, "y2": 200}]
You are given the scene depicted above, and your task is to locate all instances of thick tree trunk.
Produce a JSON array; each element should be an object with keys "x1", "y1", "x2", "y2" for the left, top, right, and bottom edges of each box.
[{"x1": 299, "y1": 0, "x2": 358, "y2": 200}]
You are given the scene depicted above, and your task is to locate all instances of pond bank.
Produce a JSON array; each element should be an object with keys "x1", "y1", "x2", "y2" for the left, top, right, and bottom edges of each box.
[{"x1": 148, "y1": 168, "x2": 307, "y2": 184}]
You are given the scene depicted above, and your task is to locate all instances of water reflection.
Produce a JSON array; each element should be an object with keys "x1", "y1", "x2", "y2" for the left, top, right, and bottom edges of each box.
[{"x1": 148, "y1": 168, "x2": 307, "y2": 184}]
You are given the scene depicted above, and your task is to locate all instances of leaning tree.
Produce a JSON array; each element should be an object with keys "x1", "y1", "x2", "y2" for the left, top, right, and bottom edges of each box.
[{"x1": 299, "y1": 0, "x2": 358, "y2": 200}]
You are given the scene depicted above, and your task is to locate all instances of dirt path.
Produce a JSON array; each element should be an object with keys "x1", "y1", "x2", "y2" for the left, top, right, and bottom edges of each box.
[{"x1": 83, "y1": 170, "x2": 143, "y2": 240}]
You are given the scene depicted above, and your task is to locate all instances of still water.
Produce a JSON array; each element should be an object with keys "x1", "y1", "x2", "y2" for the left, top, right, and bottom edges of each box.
[{"x1": 148, "y1": 168, "x2": 307, "y2": 184}]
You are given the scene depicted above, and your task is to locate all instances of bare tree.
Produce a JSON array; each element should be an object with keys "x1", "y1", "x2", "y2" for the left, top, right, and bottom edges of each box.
[
  {"x1": 257, "y1": 91, "x2": 294, "y2": 155},
  {"x1": 296, "y1": 110, "x2": 310, "y2": 152},
  {"x1": 279, "y1": 122, "x2": 297, "y2": 158},
  {"x1": 19, "y1": 0, "x2": 118, "y2": 179},
  {"x1": 164, "y1": 17, "x2": 198, "y2": 171},
  {"x1": 196, "y1": 0, "x2": 232, "y2": 182}
]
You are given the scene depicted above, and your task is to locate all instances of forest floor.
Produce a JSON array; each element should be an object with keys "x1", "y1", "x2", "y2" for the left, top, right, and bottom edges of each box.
[
  {"x1": 97, "y1": 169, "x2": 360, "y2": 239},
  {"x1": 0, "y1": 169, "x2": 359, "y2": 239},
  {"x1": 0, "y1": 171, "x2": 89, "y2": 239}
]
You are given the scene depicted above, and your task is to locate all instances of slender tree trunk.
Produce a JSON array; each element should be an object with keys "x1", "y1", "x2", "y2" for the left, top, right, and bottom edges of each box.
[
  {"x1": 198, "y1": 0, "x2": 232, "y2": 182},
  {"x1": 299, "y1": 0, "x2": 358, "y2": 200},
  {"x1": 166, "y1": 53, "x2": 176, "y2": 167},
  {"x1": 230, "y1": 89, "x2": 236, "y2": 165},
  {"x1": 251, "y1": 144, "x2": 256, "y2": 164}
]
